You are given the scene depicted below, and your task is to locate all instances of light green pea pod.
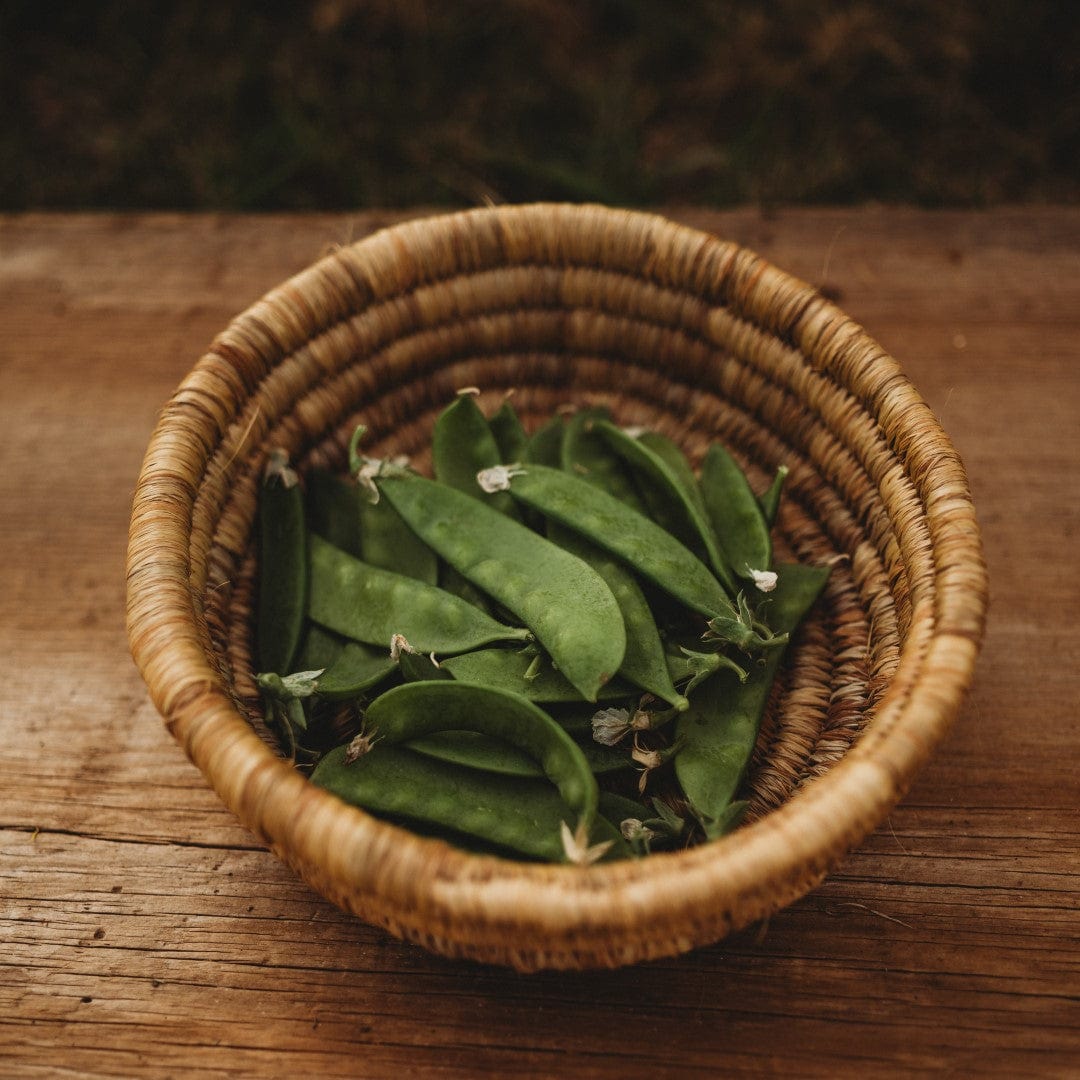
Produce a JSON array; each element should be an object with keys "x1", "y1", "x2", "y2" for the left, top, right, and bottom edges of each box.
[
  {"x1": 358, "y1": 681, "x2": 612, "y2": 862},
  {"x1": 635, "y1": 431, "x2": 708, "y2": 520},
  {"x1": 257, "y1": 450, "x2": 307, "y2": 676},
  {"x1": 433, "y1": 393, "x2": 521, "y2": 519},
  {"x1": 591, "y1": 419, "x2": 737, "y2": 595},
  {"x1": 699, "y1": 444, "x2": 774, "y2": 585},
  {"x1": 675, "y1": 562, "x2": 830, "y2": 839},
  {"x1": 305, "y1": 467, "x2": 363, "y2": 558},
  {"x1": 308, "y1": 534, "x2": 531, "y2": 655},
  {"x1": 758, "y1": 464, "x2": 789, "y2": 529},
  {"x1": 317, "y1": 640, "x2": 399, "y2": 700},
  {"x1": 504, "y1": 464, "x2": 725, "y2": 613},
  {"x1": 440, "y1": 647, "x2": 635, "y2": 702},
  {"x1": 560, "y1": 408, "x2": 648, "y2": 512},
  {"x1": 547, "y1": 522, "x2": 687, "y2": 711},
  {"x1": 488, "y1": 399, "x2": 529, "y2": 465},
  {"x1": 347, "y1": 426, "x2": 439, "y2": 585},
  {"x1": 378, "y1": 473, "x2": 626, "y2": 702},
  {"x1": 522, "y1": 414, "x2": 566, "y2": 467},
  {"x1": 311, "y1": 744, "x2": 628, "y2": 863}
]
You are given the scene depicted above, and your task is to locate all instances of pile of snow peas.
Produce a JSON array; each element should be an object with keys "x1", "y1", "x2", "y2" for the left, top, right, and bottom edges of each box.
[{"x1": 255, "y1": 393, "x2": 829, "y2": 865}]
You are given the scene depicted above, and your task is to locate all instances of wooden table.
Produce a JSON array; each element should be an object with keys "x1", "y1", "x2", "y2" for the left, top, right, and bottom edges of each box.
[{"x1": 2, "y1": 209, "x2": 1077, "y2": 1077}]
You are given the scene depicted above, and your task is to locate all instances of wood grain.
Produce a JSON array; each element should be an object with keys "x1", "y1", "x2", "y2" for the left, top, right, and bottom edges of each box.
[{"x1": 1, "y1": 209, "x2": 1078, "y2": 1077}]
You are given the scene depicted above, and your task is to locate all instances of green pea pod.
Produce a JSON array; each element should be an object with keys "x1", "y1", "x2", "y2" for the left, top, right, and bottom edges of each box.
[
  {"x1": 488, "y1": 399, "x2": 529, "y2": 465},
  {"x1": 560, "y1": 409, "x2": 648, "y2": 512},
  {"x1": 522, "y1": 414, "x2": 565, "y2": 466},
  {"x1": 699, "y1": 444, "x2": 773, "y2": 582},
  {"x1": 592, "y1": 420, "x2": 737, "y2": 595},
  {"x1": 440, "y1": 647, "x2": 635, "y2": 703},
  {"x1": 378, "y1": 473, "x2": 626, "y2": 702},
  {"x1": 317, "y1": 641, "x2": 398, "y2": 700},
  {"x1": 674, "y1": 562, "x2": 830, "y2": 838},
  {"x1": 407, "y1": 730, "x2": 541, "y2": 777},
  {"x1": 305, "y1": 468, "x2": 364, "y2": 558},
  {"x1": 758, "y1": 464, "x2": 789, "y2": 529},
  {"x1": 293, "y1": 623, "x2": 348, "y2": 673},
  {"x1": 439, "y1": 563, "x2": 495, "y2": 614},
  {"x1": 257, "y1": 450, "x2": 307, "y2": 675},
  {"x1": 358, "y1": 496, "x2": 439, "y2": 585},
  {"x1": 433, "y1": 394, "x2": 520, "y2": 519},
  {"x1": 505, "y1": 464, "x2": 789, "y2": 653},
  {"x1": 363, "y1": 681, "x2": 600, "y2": 833},
  {"x1": 635, "y1": 431, "x2": 708, "y2": 519},
  {"x1": 547, "y1": 522, "x2": 688, "y2": 711},
  {"x1": 504, "y1": 463, "x2": 727, "y2": 617},
  {"x1": 311, "y1": 744, "x2": 628, "y2": 863},
  {"x1": 308, "y1": 534, "x2": 531, "y2": 655}
]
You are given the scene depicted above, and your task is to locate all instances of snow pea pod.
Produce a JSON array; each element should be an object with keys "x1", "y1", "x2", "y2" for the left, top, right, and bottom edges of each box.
[
  {"x1": 433, "y1": 394, "x2": 520, "y2": 519},
  {"x1": 674, "y1": 562, "x2": 830, "y2": 837},
  {"x1": 311, "y1": 743, "x2": 627, "y2": 863},
  {"x1": 546, "y1": 522, "x2": 688, "y2": 711},
  {"x1": 488, "y1": 399, "x2": 529, "y2": 464},
  {"x1": 308, "y1": 534, "x2": 530, "y2": 654},
  {"x1": 758, "y1": 464, "x2": 789, "y2": 528},
  {"x1": 378, "y1": 473, "x2": 626, "y2": 702},
  {"x1": 506, "y1": 465, "x2": 788, "y2": 652},
  {"x1": 316, "y1": 641, "x2": 398, "y2": 700},
  {"x1": 363, "y1": 681, "x2": 601, "y2": 833},
  {"x1": 560, "y1": 408, "x2": 648, "y2": 512},
  {"x1": 699, "y1": 444, "x2": 773, "y2": 583},
  {"x1": 592, "y1": 419, "x2": 737, "y2": 595},
  {"x1": 522, "y1": 414, "x2": 565, "y2": 466},
  {"x1": 504, "y1": 463, "x2": 729, "y2": 619},
  {"x1": 256, "y1": 450, "x2": 307, "y2": 675},
  {"x1": 440, "y1": 647, "x2": 635, "y2": 702},
  {"x1": 305, "y1": 467, "x2": 363, "y2": 558}
]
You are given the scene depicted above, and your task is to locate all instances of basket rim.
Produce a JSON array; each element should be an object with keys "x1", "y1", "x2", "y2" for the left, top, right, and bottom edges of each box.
[{"x1": 125, "y1": 202, "x2": 988, "y2": 967}]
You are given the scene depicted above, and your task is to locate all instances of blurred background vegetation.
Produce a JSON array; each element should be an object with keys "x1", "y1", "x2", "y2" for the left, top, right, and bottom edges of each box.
[{"x1": 2, "y1": 0, "x2": 1077, "y2": 210}]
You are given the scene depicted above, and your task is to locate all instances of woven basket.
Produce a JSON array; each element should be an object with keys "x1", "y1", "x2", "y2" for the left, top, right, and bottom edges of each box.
[{"x1": 126, "y1": 204, "x2": 987, "y2": 971}]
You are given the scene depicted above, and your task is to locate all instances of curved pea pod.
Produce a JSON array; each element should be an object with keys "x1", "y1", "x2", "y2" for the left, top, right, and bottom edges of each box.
[
  {"x1": 547, "y1": 522, "x2": 687, "y2": 711},
  {"x1": 311, "y1": 744, "x2": 628, "y2": 863},
  {"x1": 699, "y1": 444, "x2": 774, "y2": 585},
  {"x1": 378, "y1": 473, "x2": 625, "y2": 702},
  {"x1": 305, "y1": 467, "x2": 363, "y2": 558},
  {"x1": 308, "y1": 534, "x2": 530, "y2": 655},
  {"x1": 433, "y1": 393, "x2": 520, "y2": 519},
  {"x1": 488, "y1": 399, "x2": 529, "y2": 465},
  {"x1": 360, "y1": 681, "x2": 605, "y2": 858},
  {"x1": 440, "y1": 647, "x2": 635, "y2": 703},
  {"x1": 675, "y1": 562, "x2": 830, "y2": 838},
  {"x1": 758, "y1": 464, "x2": 789, "y2": 529},
  {"x1": 397, "y1": 648, "x2": 452, "y2": 682},
  {"x1": 522, "y1": 414, "x2": 566, "y2": 466},
  {"x1": 257, "y1": 450, "x2": 308, "y2": 675},
  {"x1": 560, "y1": 409, "x2": 648, "y2": 512},
  {"x1": 592, "y1": 419, "x2": 737, "y2": 595},
  {"x1": 317, "y1": 641, "x2": 398, "y2": 700}
]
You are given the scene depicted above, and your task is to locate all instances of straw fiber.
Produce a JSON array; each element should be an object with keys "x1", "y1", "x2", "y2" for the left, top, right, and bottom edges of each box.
[{"x1": 126, "y1": 205, "x2": 987, "y2": 970}]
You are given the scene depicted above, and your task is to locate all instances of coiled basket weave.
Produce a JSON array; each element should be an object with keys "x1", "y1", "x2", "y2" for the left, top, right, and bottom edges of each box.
[{"x1": 126, "y1": 204, "x2": 987, "y2": 971}]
